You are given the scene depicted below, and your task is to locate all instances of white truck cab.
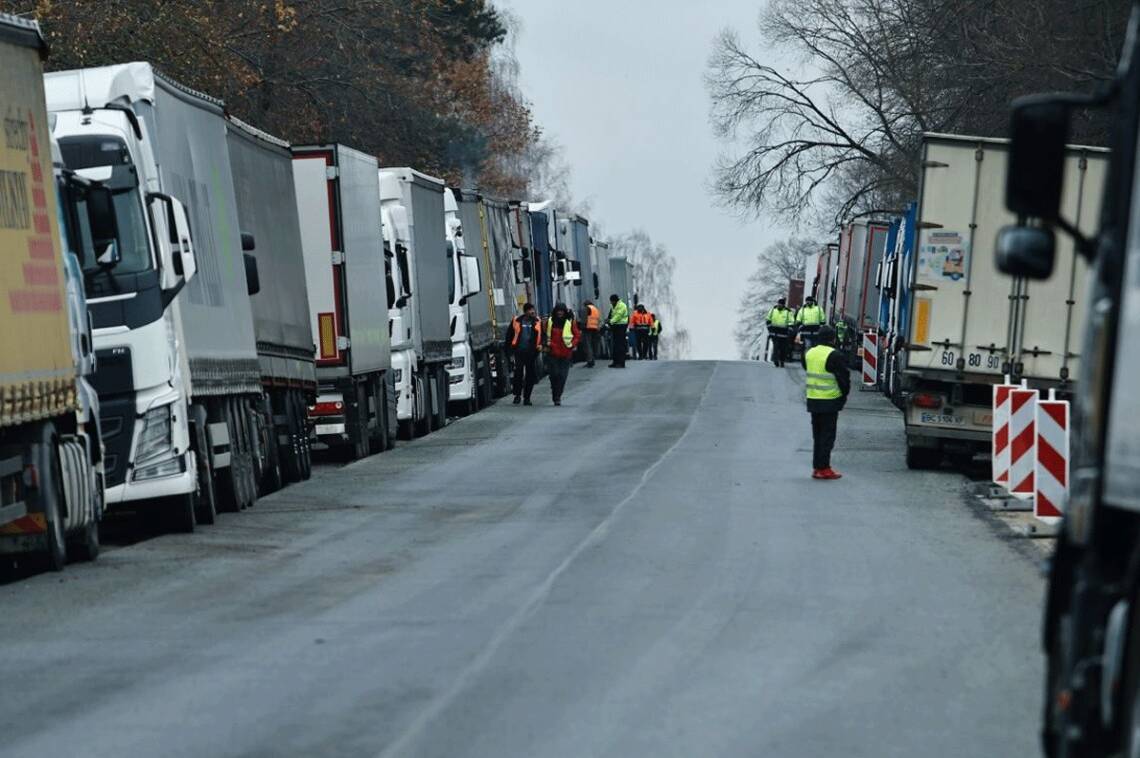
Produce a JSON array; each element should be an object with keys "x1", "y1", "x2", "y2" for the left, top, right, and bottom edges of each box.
[
  {"x1": 444, "y1": 190, "x2": 484, "y2": 413},
  {"x1": 46, "y1": 69, "x2": 199, "y2": 525},
  {"x1": 380, "y1": 195, "x2": 427, "y2": 436}
]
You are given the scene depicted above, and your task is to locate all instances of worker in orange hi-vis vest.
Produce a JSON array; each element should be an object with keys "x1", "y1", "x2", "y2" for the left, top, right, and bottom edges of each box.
[{"x1": 582, "y1": 300, "x2": 602, "y2": 368}]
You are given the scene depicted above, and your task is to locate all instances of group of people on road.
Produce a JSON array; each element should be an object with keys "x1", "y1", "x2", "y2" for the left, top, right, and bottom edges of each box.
[
  {"x1": 764, "y1": 296, "x2": 827, "y2": 367},
  {"x1": 764, "y1": 296, "x2": 850, "y2": 480},
  {"x1": 503, "y1": 294, "x2": 660, "y2": 406}
]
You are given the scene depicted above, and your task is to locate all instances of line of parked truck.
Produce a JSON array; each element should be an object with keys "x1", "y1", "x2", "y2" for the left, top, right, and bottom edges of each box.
[
  {"x1": 793, "y1": 131, "x2": 1104, "y2": 470},
  {"x1": 0, "y1": 14, "x2": 638, "y2": 570}
]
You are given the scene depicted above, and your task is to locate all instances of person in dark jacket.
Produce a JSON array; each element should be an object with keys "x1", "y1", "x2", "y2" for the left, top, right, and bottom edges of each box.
[
  {"x1": 544, "y1": 302, "x2": 580, "y2": 406},
  {"x1": 801, "y1": 325, "x2": 850, "y2": 479},
  {"x1": 505, "y1": 303, "x2": 541, "y2": 405}
]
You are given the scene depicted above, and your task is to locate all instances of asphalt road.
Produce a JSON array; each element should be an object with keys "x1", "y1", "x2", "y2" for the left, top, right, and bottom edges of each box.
[{"x1": 0, "y1": 360, "x2": 1044, "y2": 757}]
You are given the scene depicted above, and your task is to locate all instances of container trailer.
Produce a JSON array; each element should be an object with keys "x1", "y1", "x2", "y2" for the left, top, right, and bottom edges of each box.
[
  {"x1": 380, "y1": 167, "x2": 451, "y2": 438},
  {"x1": 528, "y1": 205, "x2": 555, "y2": 316},
  {"x1": 293, "y1": 144, "x2": 393, "y2": 458},
  {"x1": 48, "y1": 62, "x2": 264, "y2": 529},
  {"x1": 226, "y1": 119, "x2": 316, "y2": 482},
  {"x1": 1, "y1": 14, "x2": 104, "y2": 567},
  {"x1": 899, "y1": 132, "x2": 1105, "y2": 468}
]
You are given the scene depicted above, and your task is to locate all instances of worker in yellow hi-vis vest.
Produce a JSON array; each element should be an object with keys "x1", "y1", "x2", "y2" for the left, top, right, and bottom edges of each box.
[
  {"x1": 802, "y1": 325, "x2": 850, "y2": 479},
  {"x1": 766, "y1": 298, "x2": 794, "y2": 367}
]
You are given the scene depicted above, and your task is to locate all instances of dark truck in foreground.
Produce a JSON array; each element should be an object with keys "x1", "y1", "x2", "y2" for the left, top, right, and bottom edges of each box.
[{"x1": 998, "y1": 4, "x2": 1140, "y2": 754}]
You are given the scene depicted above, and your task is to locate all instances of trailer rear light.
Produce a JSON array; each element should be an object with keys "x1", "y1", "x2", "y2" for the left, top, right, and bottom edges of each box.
[
  {"x1": 911, "y1": 392, "x2": 942, "y2": 409},
  {"x1": 308, "y1": 401, "x2": 344, "y2": 417}
]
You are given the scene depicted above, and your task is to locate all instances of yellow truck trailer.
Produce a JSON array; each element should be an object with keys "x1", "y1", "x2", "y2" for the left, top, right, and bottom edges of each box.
[{"x1": 0, "y1": 12, "x2": 104, "y2": 569}]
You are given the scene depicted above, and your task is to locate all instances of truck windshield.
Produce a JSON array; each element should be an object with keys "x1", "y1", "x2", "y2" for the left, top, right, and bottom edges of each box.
[{"x1": 58, "y1": 136, "x2": 152, "y2": 275}]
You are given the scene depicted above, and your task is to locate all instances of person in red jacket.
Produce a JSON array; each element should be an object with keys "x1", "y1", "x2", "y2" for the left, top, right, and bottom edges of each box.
[{"x1": 544, "y1": 302, "x2": 581, "y2": 406}]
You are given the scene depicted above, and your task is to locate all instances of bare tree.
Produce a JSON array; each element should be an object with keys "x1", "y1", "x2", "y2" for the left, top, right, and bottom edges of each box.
[
  {"x1": 609, "y1": 230, "x2": 691, "y2": 359},
  {"x1": 707, "y1": 0, "x2": 1128, "y2": 227},
  {"x1": 734, "y1": 238, "x2": 818, "y2": 359}
]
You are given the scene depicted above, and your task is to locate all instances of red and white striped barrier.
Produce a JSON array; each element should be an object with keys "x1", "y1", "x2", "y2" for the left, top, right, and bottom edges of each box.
[
  {"x1": 1035, "y1": 393, "x2": 1070, "y2": 523},
  {"x1": 1008, "y1": 388, "x2": 1039, "y2": 498},
  {"x1": 992, "y1": 383, "x2": 1014, "y2": 486},
  {"x1": 862, "y1": 331, "x2": 878, "y2": 387}
]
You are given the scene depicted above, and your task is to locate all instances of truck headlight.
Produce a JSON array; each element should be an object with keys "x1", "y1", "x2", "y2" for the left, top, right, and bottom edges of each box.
[
  {"x1": 446, "y1": 356, "x2": 466, "y2": 370},
  {"x1": 133, "y1": 456, "x2": 185, "y2": 481},
  {"x1": 393, "y1": 368, "x2": 403, "y2": 383},
  {"x1": 135, "y1": 405, "x2": 173, "y2": 465}
]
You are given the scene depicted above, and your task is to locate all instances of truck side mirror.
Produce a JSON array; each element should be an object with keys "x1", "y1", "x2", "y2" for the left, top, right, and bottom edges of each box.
[
  {"x1": 168, "y1": 198, "x2": 197, "y2": 284},
  {"x1": 241, "y1": 232, "x2": 257, "y2": 252},
  {"x1": 1006, "y1": 97, "x2": 1070, "y2": 221},
  {"x1": 462, "y1": 255, "x2": 482, "y2": 297},
  {"x1": 244, "y1": 253, "x2": 261, "y2": 295},
  {"x1": 996, "y1": 225, "x2": 1056, "y2": 279}
]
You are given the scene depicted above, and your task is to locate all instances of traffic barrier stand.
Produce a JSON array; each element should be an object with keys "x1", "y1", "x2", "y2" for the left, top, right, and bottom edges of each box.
[
  {"x1": 1008, "y1": 387, "x2": 1039, "y2": 500},
  {"x1": 991, "y1": 376, "x2": 1017, "y2": 487},
  {"x1": 861, "y1": 331, "x2": 878, "y2": 389},
  {"x1": 1035, "y1": 389, "x2": 1069, "y2": 526}
]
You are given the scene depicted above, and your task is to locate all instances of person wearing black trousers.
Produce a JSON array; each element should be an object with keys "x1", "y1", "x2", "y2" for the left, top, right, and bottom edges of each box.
[{"x1": 802, "y1": 325, "x2": 850, "y2": 479}]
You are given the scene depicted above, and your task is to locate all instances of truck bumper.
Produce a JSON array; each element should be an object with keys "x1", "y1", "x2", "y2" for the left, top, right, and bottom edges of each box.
[
  {"x1": 447, "y1": 342, "x2": 474, "y2": 402},
  {"x1": 393, "y1": 350, "x2": 415, "y2": 422},
  {"x1": 105, "y1": 461, "x2": 196, "y2": 508}
]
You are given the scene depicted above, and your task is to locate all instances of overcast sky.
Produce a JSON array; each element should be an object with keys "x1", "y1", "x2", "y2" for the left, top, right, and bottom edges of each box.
[{"x1": 508, "y1": 0, "x2": 782, "y2": 360}]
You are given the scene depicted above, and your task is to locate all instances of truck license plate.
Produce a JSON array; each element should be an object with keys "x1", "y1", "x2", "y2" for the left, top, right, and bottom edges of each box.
[{"x1": 920, "y1": 412, "x2": 966, "y2": 426}]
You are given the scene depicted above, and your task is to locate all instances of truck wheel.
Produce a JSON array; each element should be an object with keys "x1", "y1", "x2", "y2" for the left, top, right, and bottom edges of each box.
[
  {"x1": 239, "y1": 402, "x2": 258, "y2": 509},
  {"x1": 259, "y1": 399, "x2": 283, "y2": 495},
  {"x1": 69, "y1": 475, "x2": 102, "y2": 562},
  {"x1": 432, "y1": 368, "x2": 448, "y2": 430},
  {"x1": 192, "y1": 406, "x2": 217, "y2": 525},
  {"x1": 281, "y1": 393, "x2": 303, "y2": 482},
  {"x1": 41, "y1": 441, "x2": 67, "y2": 572},
  {"x1": 414, "y1": 373, "x2": 431, "y2": 437},
  {"x1": 480, "y1": 357, "x2": 494, "y2": 407},
  {"x1": 906, "y1": 444, "x2": 942, "y2": 470},
  {"x1": 214, "y1": 402, "x2": 242, "y2": 513},
  {"x1": 371, "y1": 382, "x2": 391, "y2": 453}
]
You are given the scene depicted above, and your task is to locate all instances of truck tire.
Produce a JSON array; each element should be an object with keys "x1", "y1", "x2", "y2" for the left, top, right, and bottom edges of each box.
[
  {"x1": 348, "y1": 384, "x2": 370, "y2": 461},
  {"x1": 296, "y1": 393, "x2": 313, "y2": 480},
  {"x1": 431, "y1": 368, "x2": 448, "y2": 430},
  {"x1": 41, "y1": 435, "x2": 67, "y2": 572},
  {"x1": 258, "y1": 398, "x2": 282, "y2": 495},
  {"x1": 906, "y1": 443, "x2": 942, "y2": 470},
  {"x1": 370, "y1": 381, "x2": 390, "y2": 453},
  {"x1": 191, "y1": 405, "x2": 217, "y2": 525},
  {"x1": 480, "y1": 356, "x2": 494, "y2": 407},
  {"x1": 69, "y1": 518, "x2": 100, "y2": 563},
  {"x1": 238, "y1": 401, "x2": 258, "y2": 509},
  {"x1": 280, "y1": 392, "x2": 303, "y2": 483},
  {"x1": 215, "y1": 401, "x2": 242, "y2": 513},
  {"x1": 414, "y1": 372, "x2": 431, "y2": 438}
]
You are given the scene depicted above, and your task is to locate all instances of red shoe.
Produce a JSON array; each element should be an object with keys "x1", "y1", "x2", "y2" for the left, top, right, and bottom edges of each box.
[
  {"x1": 812, "y1": 469, "x2": 827, "y2": 479},
  {"x1": 820, "y1": 468, "x2": 843, "y2": 480}
]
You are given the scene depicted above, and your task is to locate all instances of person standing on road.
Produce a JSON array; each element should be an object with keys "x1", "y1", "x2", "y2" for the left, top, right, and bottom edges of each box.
[
  {"x1": 505, "y1": 302, "x2": 542, "y2": 405},
  {"x1": 766, "y1": 297, "x2": 794, "y2": 367},
  {"x1": 632, "y1": 305, "x2": 652, "y2": 360},
  {"x1": 583, "y1": 300, "x2": 602, "y2": 367},
  {"x1": 649, "y1": 313, "x2": 662, "y2": 360},
  {"x1": 544, "y1": 302, "x2": 580, "y2": 406},
  {"x1": 606, "y1": 294, "x2": 629, "y2": 368},
  {"x1": 802, "y1": 325, "x2": 849, "y2": 480},
  {"x1": 796, "y1": 296, "x2": 826, "y2": 352}
]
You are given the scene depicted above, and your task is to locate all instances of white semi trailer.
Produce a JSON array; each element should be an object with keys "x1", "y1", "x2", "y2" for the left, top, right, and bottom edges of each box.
[
  {"x1": 898, "y1": 132, "x2": 1106, "y2": 468},
  {"x1": 293, "y1": 144, "x2": 393, "y2": 459}
]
